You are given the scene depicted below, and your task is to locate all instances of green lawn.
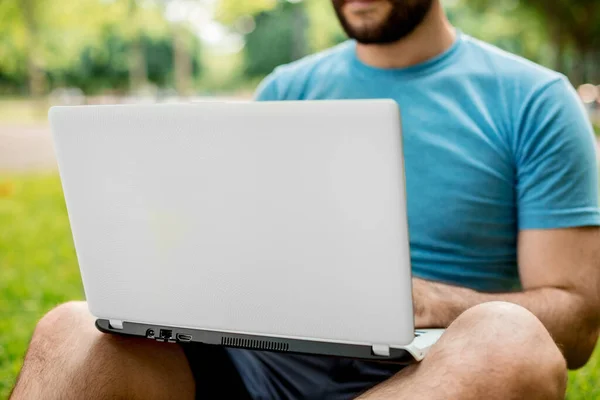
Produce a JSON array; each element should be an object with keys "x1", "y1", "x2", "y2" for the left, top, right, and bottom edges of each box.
[
  {"x1": 0, "y1": 99, "x2": 49, "y2": 124},
  {"x1": 0, "y1": 174, "x2": 599, "y2": 398}
]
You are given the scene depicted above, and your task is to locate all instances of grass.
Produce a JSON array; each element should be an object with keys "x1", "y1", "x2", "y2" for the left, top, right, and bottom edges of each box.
[
  {"x1": 0, "y1": 174, "x2": 599, "y2": 398},
  {"x1": 0, "y1": 174, "x2": 83, "y2": 398},
  {"x1": 0, "y1": 99, "x2": 49, "y2": 124}
]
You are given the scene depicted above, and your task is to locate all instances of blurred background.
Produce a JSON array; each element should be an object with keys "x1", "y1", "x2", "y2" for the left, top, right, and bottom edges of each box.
[
  {"x1": 1, "y1": 0, "x2": 600, "y2": 167},
  {"x1": 1, "y1": 0, "x2": 599, "y2": 398}
]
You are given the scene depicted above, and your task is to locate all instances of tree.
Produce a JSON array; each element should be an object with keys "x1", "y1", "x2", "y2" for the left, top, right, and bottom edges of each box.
[
  {"x1": 19, "y1": 0, "x2": 45, "y2": 97},
  {"x1": 216, "y1": 0, "x2": 341, "y2": 79},
  {"x1": 242, "y1": 1, "x2": 308, "y2": 78},
  {"x1": 46, "y1": 30, "x2": 202, "y2": 94},
  {"x1": 448, "y1": 1, "x2": 552, "y2": 66},
  {"x1": 0, "y1": 0, "x2": 121, "y2": 95},
  {"x1": 462, "y1": 0, "x2": 600, "y2": 85},
  {"x1": 0, "y1": 0, "x2": 173, "y2": 95},
  {"x1": 215, "y1": 0, "x2": 277, "y2": 25},
  {"x1": 304, "y1": 0, "x2": 344, "y2": 51},
  {"x1": 521, "y1": 0, "x2": 600, "y2": 84},
  {"x1": 127, "y1": 0, "x2": 149, "y2": 92}
]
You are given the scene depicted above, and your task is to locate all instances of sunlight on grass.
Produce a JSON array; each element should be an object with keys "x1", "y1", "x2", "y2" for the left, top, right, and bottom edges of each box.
[
  {"x1": 568, "y1": 344, "x2": 600, "y2": 399},
  {"x1": 0, "y1": 174, "x2": 83, "y2": 397},
  {"x1": 0, "y1": 173, "x2": 598, "y2": 398},
  {"x1": 0, "y1": 99, "x2": 49, "y2": 124}
]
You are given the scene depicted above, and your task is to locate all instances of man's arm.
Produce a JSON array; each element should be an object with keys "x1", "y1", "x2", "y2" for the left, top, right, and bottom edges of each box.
[{"x1": 414, "y1": 226, "x2": 600, "y2": 369}]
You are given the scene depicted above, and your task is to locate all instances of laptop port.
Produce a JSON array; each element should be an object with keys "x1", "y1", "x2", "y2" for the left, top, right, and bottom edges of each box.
[
  {"x1": 159, "y1": 329, "x2": 173, "y2": 340},
  {"x1": 176, "y1": 333, "x2": 192, "y2": 342}
]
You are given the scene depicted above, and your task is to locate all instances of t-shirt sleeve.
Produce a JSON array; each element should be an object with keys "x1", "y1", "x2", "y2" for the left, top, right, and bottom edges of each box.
[
  {"x1": 254, "y1": 69, "x2": 282, "y2": 101},
  {"x1": 516, "y1": 76, "x2": 600, "y2": 229}
]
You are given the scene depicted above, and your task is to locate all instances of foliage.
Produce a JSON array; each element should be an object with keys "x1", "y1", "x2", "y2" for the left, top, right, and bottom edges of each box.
[
  {"x1": 215, "y1": 0, "x2": 277, "y2": 25},
  {"x1": 216, "y1": 0, "x2": 344, "y2": 53},
  {"x1": 2, "y1": 0, "x2": 597, "y2": 94},
  {"x1": 447, "y1": 0, "x2": 553, "y2": 67},
  {"x1": 217, "y1": 0, "x2": 600, "y2": 85},
  {"x1": 460, "y1": 0, "x2": 600, "y2": 84},
  {"x1": 304, "y1": 0, "x2": 345, "y2": 51},
  {"x1": 0, "y1": 0, "x2": 197, "y2": 95},
  {"x1": 46, "y1": 30, "x2": 203, "y2": 94},
  {"x1": 0, "y1": 0, "x2": 114, "y2": 74},
  {"x1": 244, "y1": 1, "x2": 308, "y2": 78}
]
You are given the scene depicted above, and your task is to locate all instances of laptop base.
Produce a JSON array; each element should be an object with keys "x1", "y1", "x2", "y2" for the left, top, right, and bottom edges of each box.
[{"x1": 96, "y1": 319, "x2": 418, "y2": 364}]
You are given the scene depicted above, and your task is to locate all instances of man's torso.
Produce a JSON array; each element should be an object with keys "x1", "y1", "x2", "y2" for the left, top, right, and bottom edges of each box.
[{"x1": 255, "y1": 33, "x2": 565, "y2": 292}]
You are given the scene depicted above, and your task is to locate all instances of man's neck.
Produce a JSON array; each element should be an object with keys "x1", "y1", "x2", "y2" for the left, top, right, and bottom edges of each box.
[{"x1": 355, "y1": 1, "x2": 456, "y2": 69}]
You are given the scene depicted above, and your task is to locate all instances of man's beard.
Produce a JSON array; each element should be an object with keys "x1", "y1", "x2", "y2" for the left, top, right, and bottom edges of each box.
[{"x1": 332, "y1": 0, "x2": 434, "y2": 44}]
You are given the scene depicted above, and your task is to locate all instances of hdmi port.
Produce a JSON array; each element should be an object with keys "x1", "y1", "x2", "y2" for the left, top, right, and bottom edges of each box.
[{"x1": 176, "y1": 333, "x2": 192, "y2": 342}]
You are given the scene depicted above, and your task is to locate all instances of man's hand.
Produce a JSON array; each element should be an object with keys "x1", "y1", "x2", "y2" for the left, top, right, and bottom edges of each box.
[
  {"x1": 411, "y1": 277, "x2": 434, "y2": 328},
  {"x1": 411, "y1": 226, "x2": 600, "y2": 370},
  {"x1": 412, "y1": 277, "x2": 471, "y2": 329}
]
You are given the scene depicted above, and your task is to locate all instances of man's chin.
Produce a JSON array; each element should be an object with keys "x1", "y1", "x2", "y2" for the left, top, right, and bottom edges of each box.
[
  {"x1": 334, "y1": 0, "x2": 435, "y2": 45},
  {"x1": 342, "y1": 18, "x2": 389, "y2": 41},
  {"x1": 344, "y1": 26, "x2": 397, "y2": 45},
  {"x1": 352, "y1": 35, "x2": 396, "y2": 45}
]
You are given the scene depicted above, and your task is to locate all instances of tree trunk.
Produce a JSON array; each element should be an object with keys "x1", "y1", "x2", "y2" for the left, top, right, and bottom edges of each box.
[
  {"x1": 129, "y1": 38, "x2": 148, "y2": 93},
  {"x1": 173, "y1": 24, "x2": 192, "y2": 96},
  {"x1": 26, "y1": 52, "x2": 46, "y2": 98},
  {"x1": 552, "y1": 23, "x2": 566, "y2": 75},
  {"x1": 128, "y1": 0, "x2": 148, "y2": 93},
  {"x1": 20, "y1": 0, "x2": 46, "y2": 97},
  {"x1": 572, "y1": 44, "x2": 587, "y2": 87},
  {"x1": 581, "y1": 49, "x2": 591, "y2": 85},
  {"x1": 592, "y1": 50, "x2": 600, "y2": 85},
  {"x1": 290, "y1": 3, "x2": 308, "y2": 61},
  {"x1": 583, "y1": 49, "x2": 600, "y2": 85}
]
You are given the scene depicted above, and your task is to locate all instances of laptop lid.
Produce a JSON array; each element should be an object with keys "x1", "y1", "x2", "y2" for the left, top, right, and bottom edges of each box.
[{"x1": 50, "y1": 100, "x2": 415, "y2": 348}]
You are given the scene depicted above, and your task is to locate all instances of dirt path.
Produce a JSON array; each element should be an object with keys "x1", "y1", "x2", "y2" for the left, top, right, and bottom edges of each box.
[{"x1": 0, "y1": 124, "x2": 57, "y2": 172}]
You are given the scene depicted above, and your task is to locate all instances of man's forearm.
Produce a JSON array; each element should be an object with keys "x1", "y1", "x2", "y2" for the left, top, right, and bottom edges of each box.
[{"x1": 419, "y1": 280, "x2": 599, "y2": 369}]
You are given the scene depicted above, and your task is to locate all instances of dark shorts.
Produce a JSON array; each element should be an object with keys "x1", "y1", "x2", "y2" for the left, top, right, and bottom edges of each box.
[{"x1": 182, "y1": 343, "x2": 404, "y2": 399}]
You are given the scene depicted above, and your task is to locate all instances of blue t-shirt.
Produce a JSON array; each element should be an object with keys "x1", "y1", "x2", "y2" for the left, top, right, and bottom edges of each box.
[{"x1": 255, "y1": 32, "x2": 600, "y2": 292}]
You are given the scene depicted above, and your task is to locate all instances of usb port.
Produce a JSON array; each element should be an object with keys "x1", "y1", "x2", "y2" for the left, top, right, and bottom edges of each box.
[{"x1": 176, "y1": 333, "x2": 192, "y2": 342}]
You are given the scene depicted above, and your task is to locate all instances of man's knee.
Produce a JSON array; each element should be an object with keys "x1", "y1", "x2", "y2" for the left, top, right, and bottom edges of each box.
[
  {"x1": 33, "y1": 301, "x2": 93, "y2": 338},
  {"x1": 433, "y1": 301, "x2": 567, "y2": 399},
  {"x1": 14, "y1": 301, "x2": 194, "y2": 400},
  {"x1": 22, "y1": 301, "x2": 95, "y2": 377},
  {"x1": 28, "y1": 301, "x2": 100, "y2": 369},
  {"x1": 14, "y1": 302, "x2": 118, "y2": 398}
]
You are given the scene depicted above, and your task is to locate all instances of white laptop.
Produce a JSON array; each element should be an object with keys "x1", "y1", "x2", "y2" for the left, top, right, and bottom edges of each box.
[{"x1": 49, "y1": 100, "x2": 443, "y2": 363}]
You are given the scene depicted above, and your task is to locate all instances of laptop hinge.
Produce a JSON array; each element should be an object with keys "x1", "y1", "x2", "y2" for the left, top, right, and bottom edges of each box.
[
  {"x1": 109, "y1": 320, "x2": 124, "y2": 330},
  {"x1": 371, "y1": 344, "x2": 390, "y2": 357}
]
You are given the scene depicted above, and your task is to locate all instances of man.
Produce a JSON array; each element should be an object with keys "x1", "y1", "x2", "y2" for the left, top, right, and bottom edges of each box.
[{"x1": 11, "y1": 0, "x2": 600, "y2": 399}]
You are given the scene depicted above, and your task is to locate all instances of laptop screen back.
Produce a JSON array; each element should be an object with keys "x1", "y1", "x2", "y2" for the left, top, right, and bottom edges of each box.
[{"x1": 50, "y1": 100, "x2": 415, "y2": 347}]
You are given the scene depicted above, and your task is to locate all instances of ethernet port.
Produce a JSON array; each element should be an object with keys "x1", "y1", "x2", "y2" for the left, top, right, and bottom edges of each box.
[{"x1": 159, "y1": 329, "x2": 173, "y2": 340}]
